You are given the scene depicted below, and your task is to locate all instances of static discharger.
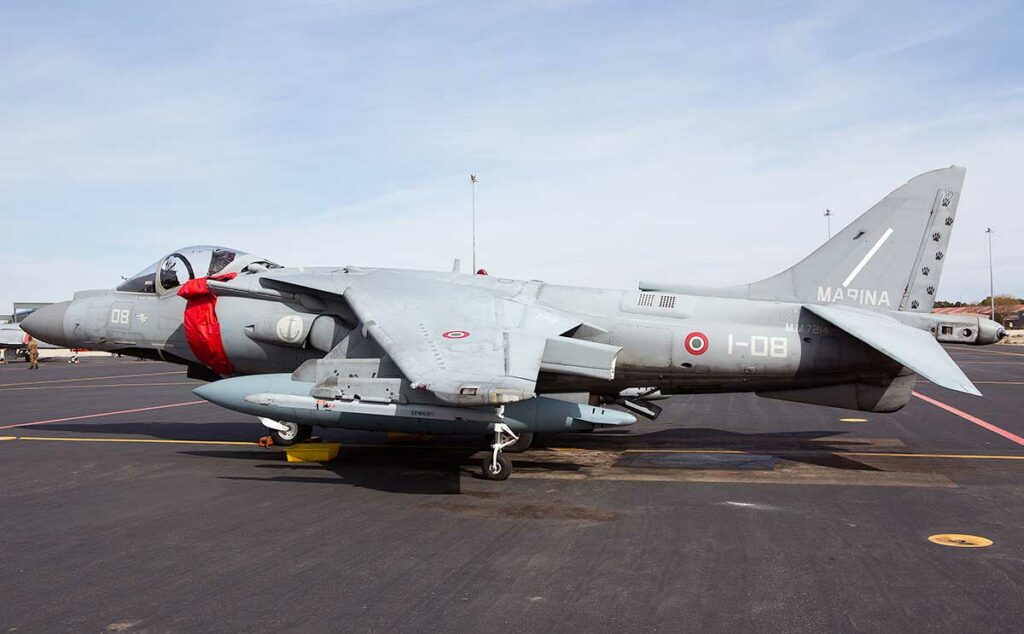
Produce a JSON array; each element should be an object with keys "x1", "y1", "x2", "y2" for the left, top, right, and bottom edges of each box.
[{"x1": 927, "y1": 534, "x2": 993, "y2": 548}]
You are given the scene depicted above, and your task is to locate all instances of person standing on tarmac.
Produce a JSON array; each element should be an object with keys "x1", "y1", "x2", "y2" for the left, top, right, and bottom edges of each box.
[{"x1": 27, "y1": 335, "x2": 39, "y2": 370}]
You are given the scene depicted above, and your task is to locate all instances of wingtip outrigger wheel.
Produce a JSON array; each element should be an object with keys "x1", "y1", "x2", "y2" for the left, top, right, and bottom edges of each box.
[{"x1": 482, "y1": 423, "x2": 519, "y2": 481}]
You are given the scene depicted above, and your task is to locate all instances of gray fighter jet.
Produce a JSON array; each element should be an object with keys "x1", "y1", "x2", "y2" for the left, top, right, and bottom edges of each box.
[{"x1": 23, "y1": 167, "x2": 1006, "y2": 480}]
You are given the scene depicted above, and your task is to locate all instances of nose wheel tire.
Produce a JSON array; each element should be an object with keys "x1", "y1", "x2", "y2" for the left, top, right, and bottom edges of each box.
[
  {"x1": 270, "y1": 422, "x2": 312, "y2": 446},
  {"x1": 482, "y1": 454, "x2": 512, "y2": 481}
]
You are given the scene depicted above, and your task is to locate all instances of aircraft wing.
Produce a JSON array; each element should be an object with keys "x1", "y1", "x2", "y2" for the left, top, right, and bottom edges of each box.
[
  {"x1": 260, "y1": 270, "x2": 619, "y2": 406},
  {"x1": 803, "y1": 304, "x2": 981, "y2": 396}
]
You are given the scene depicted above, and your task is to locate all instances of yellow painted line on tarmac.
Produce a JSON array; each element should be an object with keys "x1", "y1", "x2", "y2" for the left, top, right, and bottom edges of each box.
[
  {"x1": 619, "y1": 448, "x2": 747, "y2": 454},
  {"x1": 617, "y1": 447, "x2": 1024, "y2": 461},
  {"x1": 0, "y1": 382, "x2": 197, "y2": 392},
  {"x1": 971, "y1": 381, "x2": 1024, "y2": 385},
  {"x1": 839, "y1": 418, "x2": 868, "y2": 422},
  {"x1": 947, "y1": 347, "x2": 1024, "y2": 358},
  {"x1": 0, "y1": 370, "x2": 188, "y2": 388},
  {"x1": 919, "y1": 380, "x2": 1024, "y2": 386},
  {"x1": 951, "y1": 361, "x2": 1024, "y2": 365},
  {"x1": 844, "y1": 451, "x2": 1024, "y2": 461},
  {"x1": 2, "y1": 437, "x2": 469, "y2": 450},
  {"x1": 5, "y1": 436, "x2": 1024, "y2": 462},
  {"x1": 8, "y1": 436, "x2": 257, "y2": 447}
]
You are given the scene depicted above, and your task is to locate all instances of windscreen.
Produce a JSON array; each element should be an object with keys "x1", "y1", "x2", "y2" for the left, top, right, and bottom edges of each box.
[{"x1": 116, "y1": 261, "x2": 159, "y2": 293}]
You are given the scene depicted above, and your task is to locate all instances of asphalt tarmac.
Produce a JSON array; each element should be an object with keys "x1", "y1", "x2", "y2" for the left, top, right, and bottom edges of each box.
[{"x1": 2, "y1": 347, "x2": 1024, "y2": 632}]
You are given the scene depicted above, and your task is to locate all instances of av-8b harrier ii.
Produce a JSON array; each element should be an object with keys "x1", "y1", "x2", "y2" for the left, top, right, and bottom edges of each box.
[{"x1": 23, "y1": 167, "x2": 1006, "y2": 479}]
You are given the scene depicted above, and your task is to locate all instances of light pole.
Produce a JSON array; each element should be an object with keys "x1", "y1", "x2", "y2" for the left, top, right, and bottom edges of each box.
[
  {"x1": 824, "y1": 209, "x2": 832, "y2": 239},
  {"x1": 470, "y1": 174, "x2": 478, "y2": 272},
  {"x1": 986, "y1": 227, "x2": 995, "y2": 320}
]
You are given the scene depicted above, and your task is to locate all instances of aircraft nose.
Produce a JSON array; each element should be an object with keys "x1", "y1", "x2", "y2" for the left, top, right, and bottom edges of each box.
[{"x1": 21, "y1": 301, "x2": 70, "y2": 347}]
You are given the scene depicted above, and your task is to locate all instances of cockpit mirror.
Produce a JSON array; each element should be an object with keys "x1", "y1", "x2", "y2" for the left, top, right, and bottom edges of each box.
[{"x1": 208, "y1": 248, "x2": 236, "y2": 276}]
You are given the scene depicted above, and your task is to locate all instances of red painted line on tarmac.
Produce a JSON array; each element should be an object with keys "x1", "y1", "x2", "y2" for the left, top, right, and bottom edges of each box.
[
  {"x1": 912, "y1": 391, "x2": 1024, "y2": 447},
  {"x1": 0, "y1": 401, "x2": 208, "y2": 430}
]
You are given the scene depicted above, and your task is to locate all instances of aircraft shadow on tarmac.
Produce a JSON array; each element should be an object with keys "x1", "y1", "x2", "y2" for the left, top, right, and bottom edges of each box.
[
  {"x1": 34, "y1": 421, "x2": 270, "y2": 443},
  {"x1": 177, "y1": 446, "x2": 590, "y2": 495},
  {"x1": 182, "y1": 448, "x2": 497, "y2": 495},
  {"x1": 36, "y1": 421, "x2": 862, "y2": 452},
  {"x1": 545, "y1": 428, "x2": 885, "y2": 471},
  {"x1": 30, "y1": 421, "x2": 884, "y2": 492}
]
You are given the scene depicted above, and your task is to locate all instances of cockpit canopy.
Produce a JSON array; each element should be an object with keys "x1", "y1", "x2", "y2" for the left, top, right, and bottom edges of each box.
[{"x1": 117, "y1": 246, "x2": 282, "y2": 294}]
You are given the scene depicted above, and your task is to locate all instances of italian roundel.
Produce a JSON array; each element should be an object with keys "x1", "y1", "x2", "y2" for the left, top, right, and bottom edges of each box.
[{"x1": 684, "y1": 331, "x2": 709, "y2": 355}]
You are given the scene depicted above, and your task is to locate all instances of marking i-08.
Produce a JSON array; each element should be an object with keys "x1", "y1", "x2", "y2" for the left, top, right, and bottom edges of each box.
[{"x1": 727, "y1": 334, "x2": 788, "y2": 357}]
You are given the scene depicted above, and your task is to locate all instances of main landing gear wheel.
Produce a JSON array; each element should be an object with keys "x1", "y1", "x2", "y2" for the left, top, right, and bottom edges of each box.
[
  {"x1": 481, "y1": 423, "x2": 519, "y2": 481},
  {"x1": 482, "y1": 430, "x2": 534, "y2": 453},
  {"x1": 505, "y1": 431, "x2": 534, "y2": 453},
  {"x1": 270, "y1": 421, "x2": 312, "y2": 446}
]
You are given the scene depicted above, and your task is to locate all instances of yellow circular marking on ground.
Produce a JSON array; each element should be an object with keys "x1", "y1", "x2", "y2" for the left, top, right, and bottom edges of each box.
[
  {"x1": 839, "y1": 418, "x2": 868, "y2": 423},
  {"x1": 928, "y1": 534, "x2": 993, "y2": 548}
]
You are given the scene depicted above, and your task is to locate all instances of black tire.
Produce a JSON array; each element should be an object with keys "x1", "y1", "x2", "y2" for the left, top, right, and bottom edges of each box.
[
  {"x1": 482, "y1": 454, "x2": 513, "y2": 481},
  {"x1": 504, "y1": 431, "x2": 534, "y2": 453},
  {"x1": 270, "y1": 422, "x2": 312, "y2": 446}
]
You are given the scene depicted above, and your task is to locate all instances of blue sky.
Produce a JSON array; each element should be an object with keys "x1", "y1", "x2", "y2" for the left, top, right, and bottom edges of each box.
[{"x1": 2, "y1": 0, "x2": 1022, "y2": 311}]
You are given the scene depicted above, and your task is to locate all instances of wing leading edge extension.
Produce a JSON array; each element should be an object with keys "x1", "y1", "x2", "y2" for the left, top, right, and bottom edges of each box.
[{"x1": 804, "y1": 304, "x2": 981, "y2": 396}]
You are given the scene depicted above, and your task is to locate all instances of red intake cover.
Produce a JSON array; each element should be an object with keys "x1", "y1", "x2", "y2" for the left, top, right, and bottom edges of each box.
[{"x1": 177, "y1": 273, "x2": 237, "y2": 376}]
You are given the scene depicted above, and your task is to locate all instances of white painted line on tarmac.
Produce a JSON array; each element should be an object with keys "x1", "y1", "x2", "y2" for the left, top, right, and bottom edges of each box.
[
  {"x1": 0, "y1": 400, "x2": 208, "y2": 430},
  {"x1": 0, "y1": 370, "x2": 187, "y2": 388}
]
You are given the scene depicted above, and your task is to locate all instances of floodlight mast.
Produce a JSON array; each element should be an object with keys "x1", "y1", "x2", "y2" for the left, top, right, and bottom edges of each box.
[
  {"x1": 470, "y1": 173, "x2": 478, "y2": 272},
  {"x1": 987, "y1": 227, "x2": 995, "y2": 319}
]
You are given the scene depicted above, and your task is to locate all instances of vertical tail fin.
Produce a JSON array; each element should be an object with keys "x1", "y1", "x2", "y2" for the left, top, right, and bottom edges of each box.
[{"x1": 746, "y1": 166, "x2": 966, "y2": 312}]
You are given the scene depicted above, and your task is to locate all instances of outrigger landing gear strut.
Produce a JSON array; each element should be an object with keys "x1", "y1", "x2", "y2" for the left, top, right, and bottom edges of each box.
[{"x1": 482, "y1": 423, "x2": 519, "y2": 481}]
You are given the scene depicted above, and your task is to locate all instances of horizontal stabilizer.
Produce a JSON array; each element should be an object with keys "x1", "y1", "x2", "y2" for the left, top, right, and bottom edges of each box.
[{"x1": 804, "y1": 304, "x2": 980, "y2": 396}]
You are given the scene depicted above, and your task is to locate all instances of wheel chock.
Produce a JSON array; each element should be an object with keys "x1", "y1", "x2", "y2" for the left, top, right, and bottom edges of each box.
[
  {"x1": 258, "y1": 435, "x2": 274, "y2": 448},
  {"x1": 285, "y1": 443, "x2": 341, "y2": 463}
]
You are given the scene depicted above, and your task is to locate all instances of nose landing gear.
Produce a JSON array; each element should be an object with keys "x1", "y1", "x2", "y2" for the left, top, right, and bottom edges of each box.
[
  {"x1": 482, "y1": 423, "x2": 520, "y2": 481},
  {"x1": 259, "y1": 417, "x2": 312, "y2": 446}
]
